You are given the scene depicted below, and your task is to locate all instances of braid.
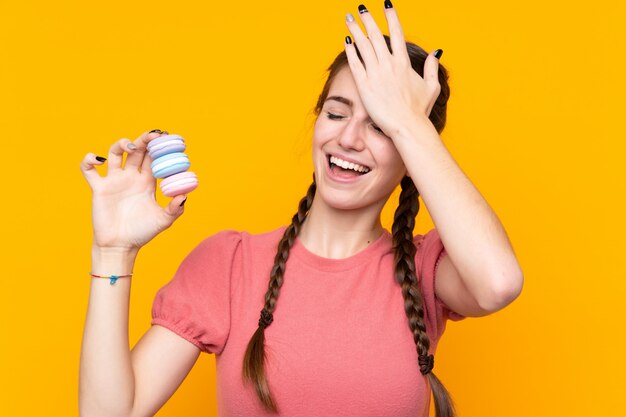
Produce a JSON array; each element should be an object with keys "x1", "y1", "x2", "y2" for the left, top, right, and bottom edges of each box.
[
  {"x1": 242, "y1": 172, "x2": 316, "y2": 413},
  {"x1": 391, "y1": 175, "x2": 459, "y2": 417}
]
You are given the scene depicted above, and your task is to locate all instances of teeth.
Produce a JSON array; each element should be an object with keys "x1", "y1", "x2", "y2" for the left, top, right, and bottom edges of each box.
[{"x1": 330, "y1": 155, "x2": 370, "y2": 173}]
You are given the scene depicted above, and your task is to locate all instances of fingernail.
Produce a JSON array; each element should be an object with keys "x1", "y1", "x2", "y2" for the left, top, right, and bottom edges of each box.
[
  {"x1": 384, "y1": 0, "x2": 393, "y2": 8},
  {"x1": 345, "y1": 35, "x2": 352, "y2": 45},
  {"x1": 180, "y1": 196, "x2": 187, "y2": 207},
  {"x1": 127, "y1": 143, "x2": 137, "y2": 150},
  {"x1": 346, "y1": 13, "x2": 355, "y2": 22},
  {"x1": 95, "y1": 156, "x2": 107, "y2": 162},
  {"x1": 434, "y1": 49, "x2": 443, "y2": 59},
  {"x1": 149, "y1": 129, "x2": 162, "y2": 133},
  {"x1": 358, "y1": 4, "x2": 368, "y2": 14},
  {"x1": 161, "y1": 131, "x2": 169, "y2": 135}
]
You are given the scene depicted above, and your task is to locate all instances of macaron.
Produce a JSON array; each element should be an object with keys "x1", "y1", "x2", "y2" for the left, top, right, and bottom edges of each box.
[
  {"x1": 146, "y1": 133, "x2": 199, "y2": 198},
  {"x1": 160, "y1": 171, "x2": 199, "y2": 197},
  {"x1": 147, "y1": 134, "x2": 186, "y2": 160},
  {"x1": 151, "y1": 152, "x2": 191, "y2": 178}
]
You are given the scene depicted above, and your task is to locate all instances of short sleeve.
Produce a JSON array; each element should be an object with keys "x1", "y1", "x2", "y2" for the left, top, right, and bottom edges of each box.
[
  {"x1": 151, "y1": 229, "x2": 242, "y2": 354},
  {"x1": 414, "y1": 228, "x2": 467, "y2": 335}
]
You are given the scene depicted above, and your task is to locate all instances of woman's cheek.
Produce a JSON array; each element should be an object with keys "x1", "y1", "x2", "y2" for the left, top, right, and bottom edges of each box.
[{"x1": 313, "y1": 127, "x2": 339, "y2": 148}]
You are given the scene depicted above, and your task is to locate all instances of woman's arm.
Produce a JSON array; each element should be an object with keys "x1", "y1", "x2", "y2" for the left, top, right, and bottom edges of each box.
[
  {"x1": 79, "y1": 131, "x2": 196, "y2": 416},
  {"x1": 341, "y1": 6, "x2": 523, "y2": 310},
  {"x1": 393, "y1": 117, "x2": 524, "y2": 311},
  {"x1": 79, "y1": 247, "x2": 203, "y2": 417},
  {"x1": 79, "y1": 247, "x2": 138, "y2": 417}
]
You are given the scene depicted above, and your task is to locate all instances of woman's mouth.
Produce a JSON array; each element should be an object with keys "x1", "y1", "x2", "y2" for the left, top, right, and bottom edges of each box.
[{"x1": 326, "y1": 153, "x2": 372, "y2": 182}]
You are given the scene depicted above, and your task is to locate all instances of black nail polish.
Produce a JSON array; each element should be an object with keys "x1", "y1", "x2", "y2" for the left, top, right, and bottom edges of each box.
[
  {"x1": 434, "y1": 49, "x2": 443, "y2": 59},
  {"x1": 345, "y1": 35, "x2": 352, "y2": 45},
  {"x1": 358, "y1": 4, "x2": 368, "y2": 13},
  {"x1": 180, "y1": 197, "x2": 187, "y2": 207},
  {"x1": 384, "y1": 0, "x2": 393, "y2": 8},
  {"x1": 95, "y1": 156, "x2": 107, "y2": 162},
  {"x1": 149, "y1": 129, "x2": 162, "y2": 133},
  {"x1": 161, "y1": 131, "x2": 169, "y2": 135}
]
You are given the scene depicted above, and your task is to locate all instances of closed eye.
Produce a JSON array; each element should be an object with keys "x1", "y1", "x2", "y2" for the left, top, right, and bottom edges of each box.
[
  {"x1": 326, "y1": 112, "x2": 344, "y2": 121},
  {"x1": 371, "y1": 124, "x2": 385, "y2": 135},
  {"x1": 325, "y1": 112, "x2": 387, "y2": 136}
]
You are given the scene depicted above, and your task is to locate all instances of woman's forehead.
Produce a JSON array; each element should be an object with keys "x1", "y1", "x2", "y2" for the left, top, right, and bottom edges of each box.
[
  {"x1": 328, "y1": 66, "x2": 356, "y2": 92},
  {"x1": 326, "y1": 68, "x2": 362, "y2": 109}
]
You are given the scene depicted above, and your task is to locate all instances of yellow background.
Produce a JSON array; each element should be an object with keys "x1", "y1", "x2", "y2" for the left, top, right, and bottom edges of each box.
[{"x1": 1, "y1": 0, "x2": 624, "y2": 415}]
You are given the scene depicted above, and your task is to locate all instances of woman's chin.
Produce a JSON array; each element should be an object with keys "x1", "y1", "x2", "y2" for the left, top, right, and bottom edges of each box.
[{"x1": 317, "y1": 189, "x2": 372, "y2": 211}]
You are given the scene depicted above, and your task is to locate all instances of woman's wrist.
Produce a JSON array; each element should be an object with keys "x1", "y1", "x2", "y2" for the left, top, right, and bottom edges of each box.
[{"x1": 91, "y1": 245, "x2": 139, "y2": 275}]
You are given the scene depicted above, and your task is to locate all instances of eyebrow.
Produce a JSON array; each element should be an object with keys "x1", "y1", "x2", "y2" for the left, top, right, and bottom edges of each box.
[
  {"x1": 324, "y1": 95, "x2": 374, "y2": 122},
  {"x1": 325, "y1": 95, "x2": 353, "y2": 107}
]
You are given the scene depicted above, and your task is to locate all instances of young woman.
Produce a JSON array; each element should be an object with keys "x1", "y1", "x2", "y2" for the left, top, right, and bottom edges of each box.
[{"x1": 79, "y1": 2, "x2": 523, "y2": 417}]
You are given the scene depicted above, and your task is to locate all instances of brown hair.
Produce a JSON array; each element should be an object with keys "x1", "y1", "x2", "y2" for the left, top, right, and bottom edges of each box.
[{"x1": 242, "y1": 35, "x2": 457, "y2": 416}]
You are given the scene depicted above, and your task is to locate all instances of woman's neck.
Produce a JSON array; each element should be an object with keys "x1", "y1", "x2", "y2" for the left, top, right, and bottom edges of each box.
[{"x1": 297, "y1": 195, "x2": 385, "y2": 259}]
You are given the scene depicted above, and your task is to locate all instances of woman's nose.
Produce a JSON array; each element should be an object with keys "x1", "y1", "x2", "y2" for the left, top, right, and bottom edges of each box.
[{"x1": 337, "y1": 120, "x2": 365, "y2": 151}]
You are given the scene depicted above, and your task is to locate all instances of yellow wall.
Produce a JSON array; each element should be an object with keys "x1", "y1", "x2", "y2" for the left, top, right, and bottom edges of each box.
[{"x1": 1, "y1": 0, "x2": 624, "y2": 415}]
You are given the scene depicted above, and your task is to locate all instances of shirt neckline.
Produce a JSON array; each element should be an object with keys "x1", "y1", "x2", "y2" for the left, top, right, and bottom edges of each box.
[{"x1": 289, "y1": 227, "x2": 393, "y2": 272}]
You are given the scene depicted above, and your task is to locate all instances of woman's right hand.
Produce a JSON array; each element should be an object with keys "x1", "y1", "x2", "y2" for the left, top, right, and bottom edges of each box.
[{"x1": 80, "y1": 130, "x2": 188, "y2": 252}]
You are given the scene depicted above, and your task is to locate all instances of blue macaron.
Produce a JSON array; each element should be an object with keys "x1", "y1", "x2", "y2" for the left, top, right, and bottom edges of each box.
[{"x1": 150, "y1": 152, "x2": 191, "y2": 179}]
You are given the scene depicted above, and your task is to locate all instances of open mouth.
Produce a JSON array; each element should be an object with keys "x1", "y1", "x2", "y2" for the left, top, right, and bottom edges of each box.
[{"x1": 327, "y1": 153, "x2": 371, "y2": 176}]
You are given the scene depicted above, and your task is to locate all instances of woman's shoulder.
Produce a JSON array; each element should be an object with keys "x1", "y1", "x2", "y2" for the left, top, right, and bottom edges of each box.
[
  {"x1": 200, "y1": 225, "x2": 289, "y2": 249},
  {"x1": 241, "y1": 224, "x2": 289, "y2": 247}
]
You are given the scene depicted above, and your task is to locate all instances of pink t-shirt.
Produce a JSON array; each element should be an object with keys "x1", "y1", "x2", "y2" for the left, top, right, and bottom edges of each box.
[{"x1": 151, "y1": 225, "x2": 466, "y2": 417}]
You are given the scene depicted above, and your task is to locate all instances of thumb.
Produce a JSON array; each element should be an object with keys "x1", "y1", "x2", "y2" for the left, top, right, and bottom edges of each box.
[{"x1": 164, "y1": 194, "x2": 187, "y2": 219}]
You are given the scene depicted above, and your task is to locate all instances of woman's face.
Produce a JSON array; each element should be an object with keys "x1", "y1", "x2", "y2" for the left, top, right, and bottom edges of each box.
[{"x1": 312, "y1": 65, "x2": 408, "y2": 211}]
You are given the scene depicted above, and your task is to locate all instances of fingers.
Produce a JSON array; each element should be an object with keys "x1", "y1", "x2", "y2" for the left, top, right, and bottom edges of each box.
[
  {"x1": 424, "y1": 51, "x2": 442, "y2": 116},
  {"x1": 140, "y1": 145, "x2": 154, "y2": 176},
  {"x1": 125, "y1": 130, "x2": 166, "y2": 173},
  {"x1": 107, "y1": 137, "x2": 136, "y2": 171},
  {"x1": 424, "y1": 50, "x2": 442, "y2": 84},
  {"x1": 354, "y1": 5, "x2": 390, "y2": 66},
  {"x1": 80, "y1": 152, "x2": 105, "y2": 190},
  {"x1": 345, "y1": 36, "x2": 367, "y2": 83},
  {"x1": 424, "y1": 51, "x2": 442, "y2": 101},
  {"x1": 345, "y1": 12, "x2": 377, "y2": 70},
  {"x1": 83, "y1": 129, "x2": 166, "y2": 190},
  {"x1": 382, "y1": 3, "x2": 410, "y2": 66}
]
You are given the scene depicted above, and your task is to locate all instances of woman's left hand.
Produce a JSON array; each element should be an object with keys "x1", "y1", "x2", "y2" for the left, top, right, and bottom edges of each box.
[{"x1": 344, "y1": 3, "x2": 442, "y2": 139}]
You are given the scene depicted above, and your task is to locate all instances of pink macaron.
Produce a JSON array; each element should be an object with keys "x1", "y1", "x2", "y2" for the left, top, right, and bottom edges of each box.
[{"x1": 159, "y1": 171, "x2": 199, "y2": 197}]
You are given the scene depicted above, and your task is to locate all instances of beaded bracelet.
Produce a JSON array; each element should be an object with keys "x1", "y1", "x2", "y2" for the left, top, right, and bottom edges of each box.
[{"x1": 90, "y1": 273, "x2": 133, "y2": 285}]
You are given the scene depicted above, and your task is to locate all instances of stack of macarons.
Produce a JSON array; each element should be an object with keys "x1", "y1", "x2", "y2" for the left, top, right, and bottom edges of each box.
[{"x1": 147, "y1": 134, "x2": 199, "y2": 197}]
